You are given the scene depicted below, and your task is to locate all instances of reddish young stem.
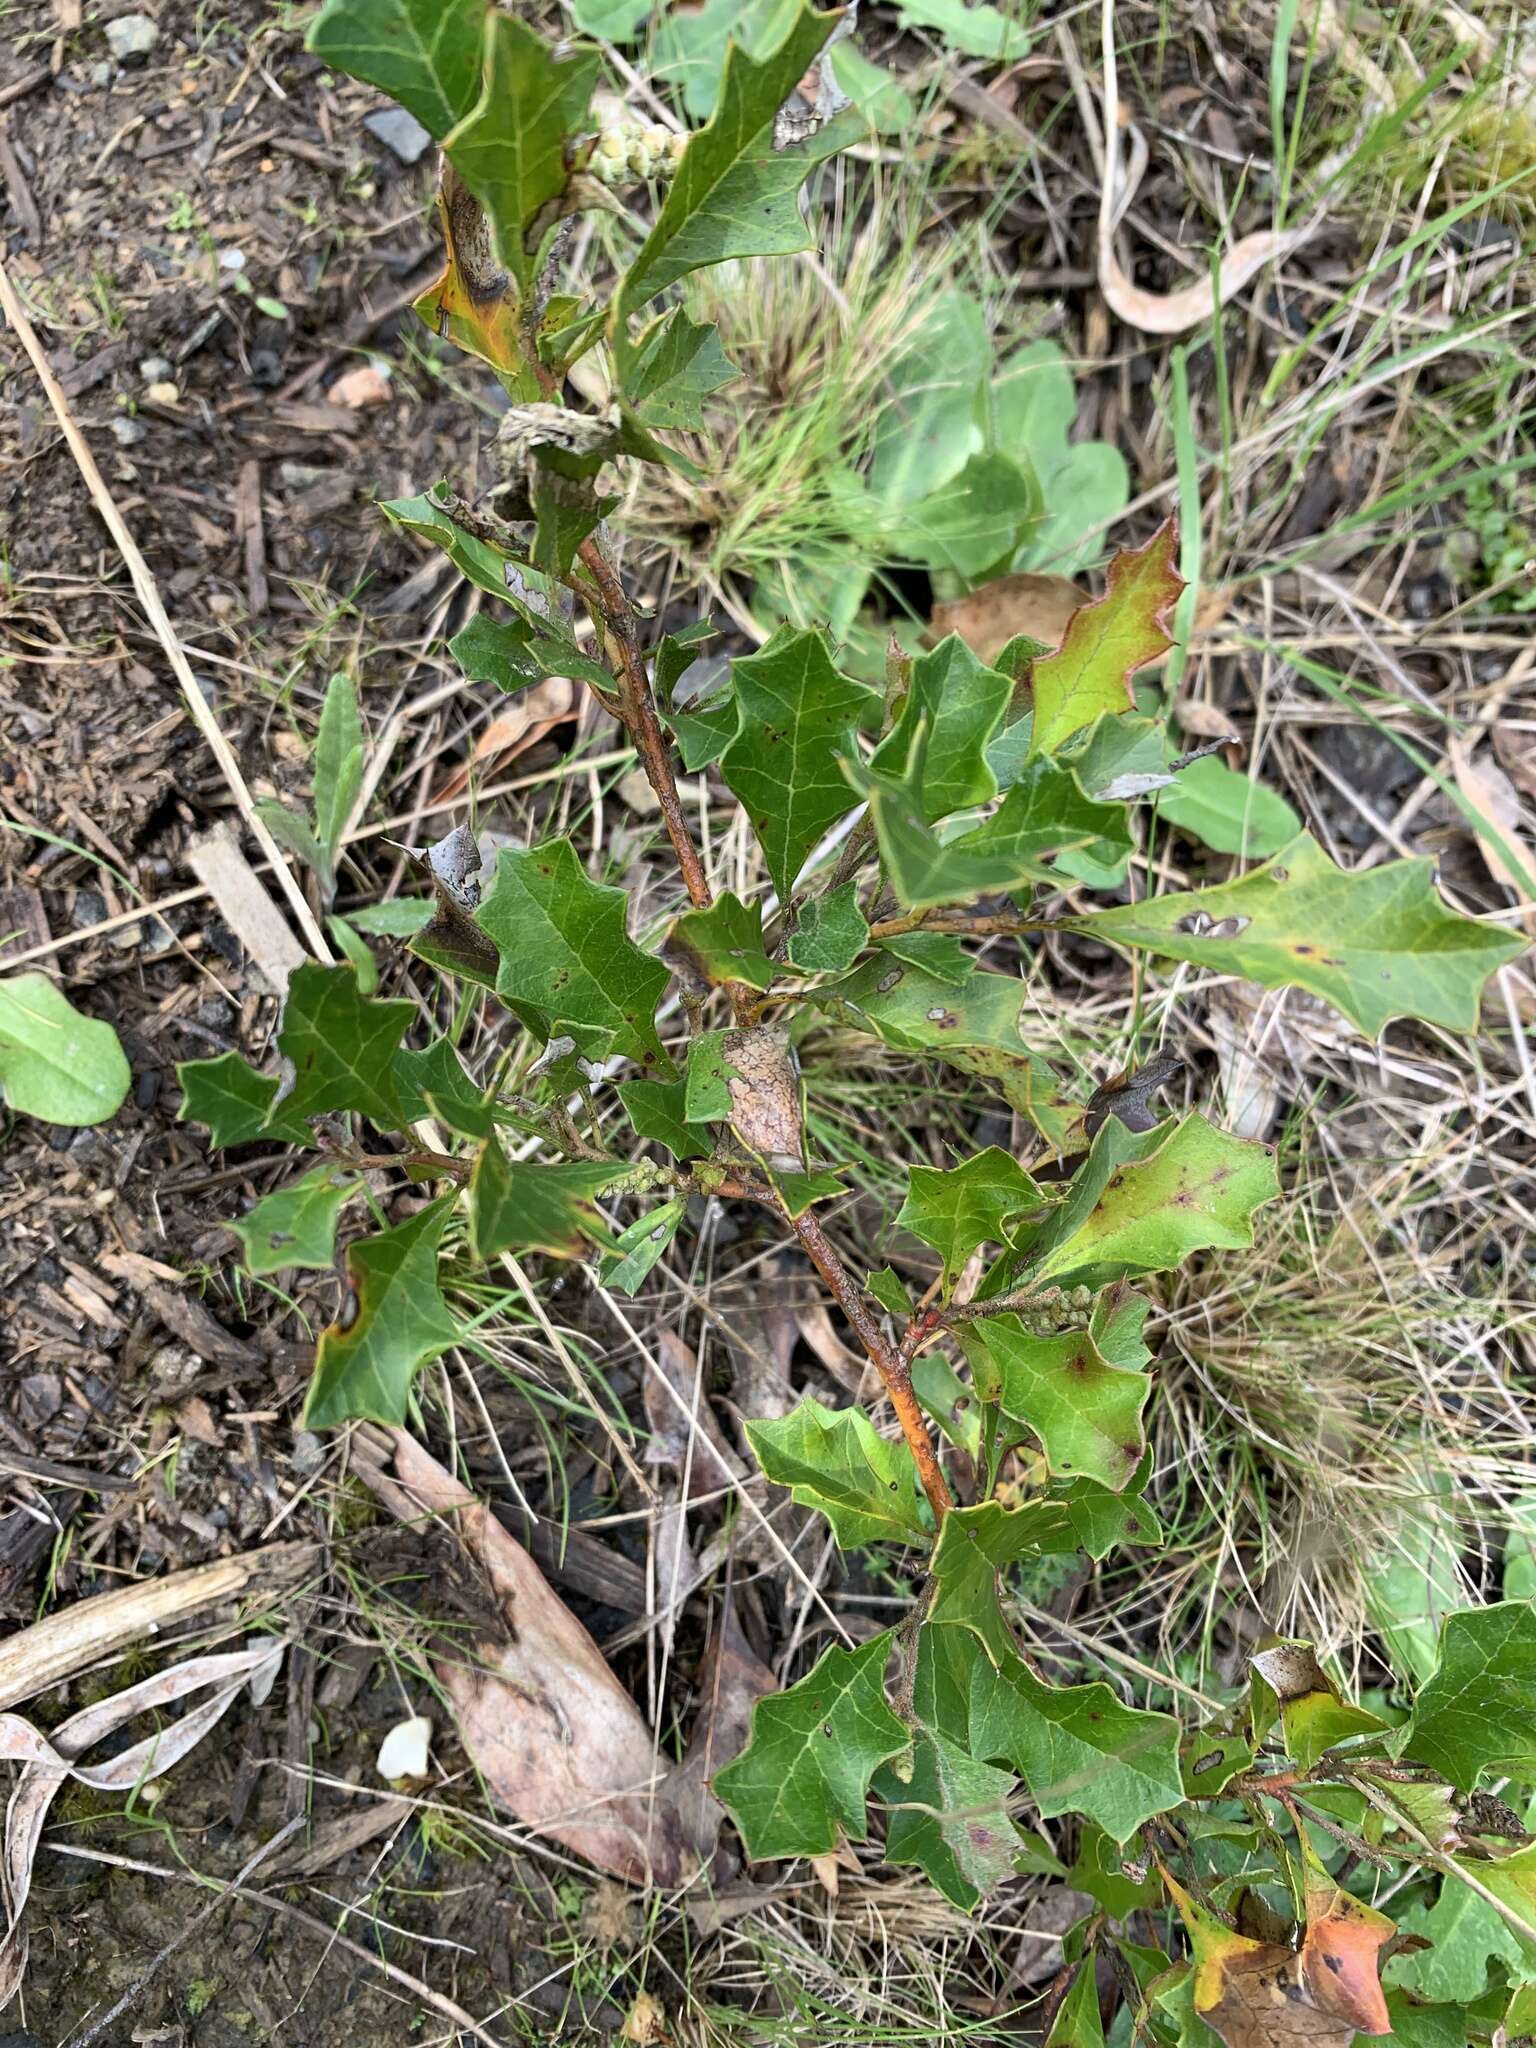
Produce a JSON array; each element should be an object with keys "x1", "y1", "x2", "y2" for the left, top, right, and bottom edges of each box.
[{"x1": 792, "y1": 1209, "x2": 954, "y2": 1521}]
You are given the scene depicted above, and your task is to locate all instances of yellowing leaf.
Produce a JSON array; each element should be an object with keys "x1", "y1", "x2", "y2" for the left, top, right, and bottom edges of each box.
[
  {"x1": 414, "y1": 164, "x2": 529, "y2": 380},
  {"x1": 1300, "y1": 1858, "x2": 1393, "y2": 2036},
  {"x1": 1083, "y1": 832, "x2": 1525, "y2": 1038},
  {"x1": 1029, "y1": 520, "x2": 1181, "y2": 759}
]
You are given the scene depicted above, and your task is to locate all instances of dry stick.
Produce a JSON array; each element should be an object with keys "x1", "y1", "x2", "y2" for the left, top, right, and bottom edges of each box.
[{"x1": 0, "y1": 256, "x2": 333, "y2": 964}]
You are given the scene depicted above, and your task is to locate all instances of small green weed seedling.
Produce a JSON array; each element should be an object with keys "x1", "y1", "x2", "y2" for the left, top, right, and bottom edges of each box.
[{"x1": 179, "y1": 5, "x2": 1535, "y2": 2041}]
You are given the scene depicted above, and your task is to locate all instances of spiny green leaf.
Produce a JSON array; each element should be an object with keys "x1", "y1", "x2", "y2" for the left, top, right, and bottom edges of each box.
[
  {"x1": 965, "y1": 1636, "x2": 1185, "y2": 1842},
  {"x1": 392, "y1": 1035, "x2": 493, "y2": 1136},
  {"x1": 664, "y1": 891, "x2": 776, "y2": 990},
  {"x1": 912, "y1": 1350, "x2": 982, "y2": 1456},
  {"x1": 442, "y1": 13, "x2": 598, "y2": 291},
  {"x1": 958, "y1": 1318, "x2": 1149, "y2": 1492},
  {"x1": 0, "y1": 974, "x2": 130, "y2": 1128},
  {"x1": 872, "y1": 635, "x2": 1010, "y2": 824},
  {"x1": 825, "y1": 956, "x2": 1077, "y2": 1148},
  {"x1": 946, "y1": 755, "x2": 1131, "y2": 881},
  {"x1": 468, "y1": 1132, "x2": 627, "y2": 1261},
  {"x1": 788, "y1": 883, "x2": 870, "y2": 973},
  {"x1": 615, "y1": 2, "x2": 849, "y2": 326},
  {"x1": 1082, "y1": 831, "x2": 1525, "y2": 1038},
  {"x1": 875, "y1": 931, "x2": 974, "y2": 985},
  {"x1": 848, "y1": 745, "x2": 1034, "y2": 912},
  {"x1": 875, "y1": 1729, "x2": 1020, "y2": 1909},
  {"x1": 597, "y1": 1197, "x2": 686, "y2": 1294},
  {"x1": 1029, "y1": 520, "x2": 1181, "y2": 760},
  {"x1": 1405, "y1": 1603, "x2": 1536, "y2": 1792},
  {"x1": 382, "y1": 485, "x2": 532, "y2": 602},
  {"x1": 746, "y1": 1395, "x2": 928, "y2": 1550},
  {"x1": 713, "y1": 1631, "x2": 910, "y2": 1860},
  {"x1": 178, "y1": 1051, "x2": 310, "y2": 1147},
  {"x1": 1044, "y1": 1962, "x2": 1107, "y2": 2048},
  {"x1": 1018, "y1": 1112, "x2": 1278, "y2": 1289},
  {"x1": 628, "y1": 306, "x2": 738, "y2": 429},
  {"x1": 617, "y1": 1077, "x2": 710, "y2": 1161},
  {"x1": 306, "y1": 0, "x2": 483, "y2": 140},
  {"x1": 1392, "y1": 1865, "x2": 1535, "y2": 2004},
  {"x1": 720, "y1": 626, "x2": 880, "y2": 898},
  {"x1": 897, "y1": 1147, "x2": 1041, "y2": 1289},
  {"x1": 272, "y1": 962, "x2": 412, "y2": 1130},
  {"x1": 312, "y1": 672, "x2": 364, "y2": 869},
  {"x1": 766, "y1": 1163, "x2": 846, "y2": 1216},
  {"x1": 477, "y1": 839, "x2": 671, "y2": 1065},
  {"x1": 1070, "y1": 1822, "x2": 1165, "y2": 1918},
  {"x1": 232, "y1": 1164, "x2": 360, "y2": 1276},
  {"x1": 304, "y1": 1199, "x2": 460, "y2": 1429},
  {"x1": 449, "y1": 609, "x2": 612, "y2": 693}
]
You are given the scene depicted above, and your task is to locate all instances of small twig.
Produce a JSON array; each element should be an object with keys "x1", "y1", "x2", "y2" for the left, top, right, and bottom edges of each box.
[
  {"x1": 0, "y1": 256, "x2": 333, "y2": 964},
  {"x1": 868, "y1": 909, "x2": 1061, "y2": 942},
  {"x1": 63, "y1": 1816, "x2": 307, "y2": 2048}
]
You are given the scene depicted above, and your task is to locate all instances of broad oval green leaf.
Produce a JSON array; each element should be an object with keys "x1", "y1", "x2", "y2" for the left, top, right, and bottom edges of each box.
[{"x1": 0, "y1": 974, "x2": 130, "y2": 1128}]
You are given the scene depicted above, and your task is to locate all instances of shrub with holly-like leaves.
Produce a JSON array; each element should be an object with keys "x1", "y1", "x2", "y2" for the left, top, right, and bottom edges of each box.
[{"x1": 181, "y1": 5, "x2": 1535, "y2": 2041}]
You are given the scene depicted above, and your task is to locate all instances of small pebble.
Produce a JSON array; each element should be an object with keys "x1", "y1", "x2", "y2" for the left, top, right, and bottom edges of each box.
[
  {"x1": 363, "y1": 105, "x2": 433, "y2": 165},
  {"x1": 88, "y1": 59, "x2": 115, "y2": 87},
  {"x1": 73, "y1": 887, "x2": 107, "y2": 928},
  {"x1": 145, "y1": 379, "x2": 179, "y2": 404},
  {"x1": 138, "y1": 354, "x2": 171, "y2": 382},
  {"x1": 104, "y1": 13, "x2": 159, "y2": 62},
  {"x1": 109, "y1": 416, "x2": 147, "y2": 446},
  {"x1": 290, "y1": 1431, "x2": 326, "y2": 1476}
]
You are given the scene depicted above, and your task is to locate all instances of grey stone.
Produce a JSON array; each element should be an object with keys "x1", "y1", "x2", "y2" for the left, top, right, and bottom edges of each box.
[
  {"x1": 88, "y1": 59, "x2": 115, "y2": 87},
  {"x1": 72, "y1": 887, "x2": 107, "y2": 928},
  {"x1": 279, "y1": 461, "x2": 331, "y2": 490},
  {"x1": 363, "y1": 106, "x2": 433, "y2": 165},
  {"x1": 138, "y1": 353, "x2": 172, "y2": 383},
  {"x1": 108, "y1": 415, "x2": 147, "y2": 446},
  {"x1": 104, "y1": 13, "x2": 159, "y2": 62}
]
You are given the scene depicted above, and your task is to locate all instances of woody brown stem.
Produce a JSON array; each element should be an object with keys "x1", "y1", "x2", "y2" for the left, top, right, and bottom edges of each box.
[
  {"x1": 791, "y1": 1209, "x2": 954, "y2": 1522},
  {"x1": 576, "y1": 537, "x2": 713, "y2": 912},
  {"x1": 868, "y1": 909, "x2": 1060, "y2": 942}
]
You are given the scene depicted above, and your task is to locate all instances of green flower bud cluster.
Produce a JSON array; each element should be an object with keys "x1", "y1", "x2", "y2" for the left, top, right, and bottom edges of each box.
[
  {"x1": 1015, "y1": 1284, "x2": 1095, "y2": 1336},
  {"x1": 588, "y1": 123, "x2": 688, "y2": 189}
]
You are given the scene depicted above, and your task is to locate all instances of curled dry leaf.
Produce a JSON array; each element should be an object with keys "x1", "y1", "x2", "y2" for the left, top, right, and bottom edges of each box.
[
  {"x1": 1200, "y1": 1941, "x2": 1356, "y2": 2047},
  {"x1": 0, "y1": 1642, "x2": 283, "y2": 2007},
  {"x1": 386, "y1": 1429, "x2": 693, "y2": 1886},
  {"x1": 662, "y1": 1595, "x2": 776, "y2": 1872},
  {"x1": 722, "y1": 1024, "x2": 805, "y2": 1171},
  {"x1": 930, "y1": 571, "x2": 1085, "y2": 665},
  {"x1": 1448, "y1": 733, "x2": 1536, "y2": 932},
  {"x1": 432, "y1": 674, "x2": 580, "y2": 803}
]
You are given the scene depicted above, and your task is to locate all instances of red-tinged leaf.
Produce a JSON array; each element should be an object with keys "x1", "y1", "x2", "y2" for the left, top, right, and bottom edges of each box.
[
  {"x1": 1028, "y1": 519, "x2": 1182, "y2": 759},
  {"x1": 1299, "y1": 1875, "x2": 1393, "y2": 2035},
  {"x1": 1164, "y1": 1871, "x2": 1355, "y2": 2048}
]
